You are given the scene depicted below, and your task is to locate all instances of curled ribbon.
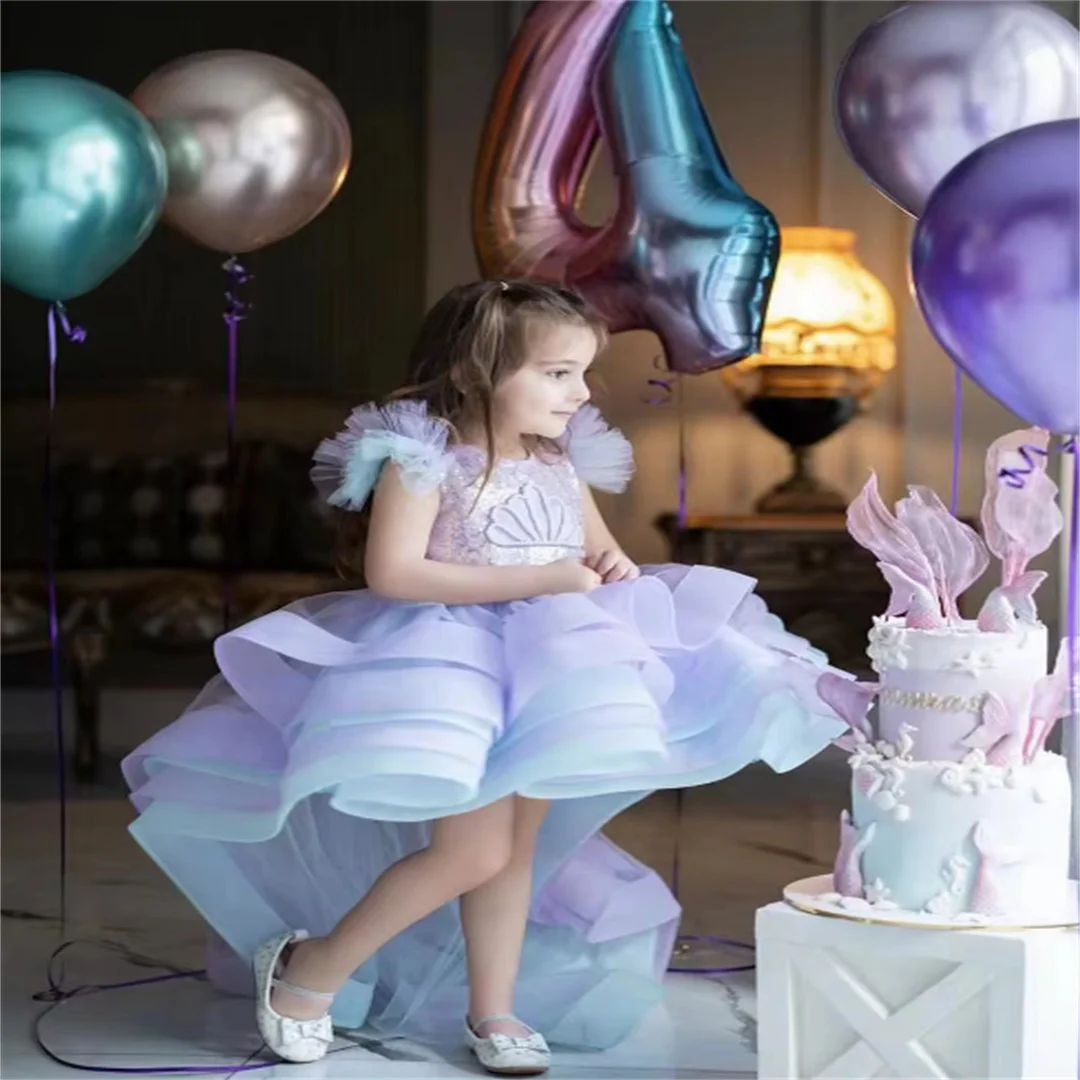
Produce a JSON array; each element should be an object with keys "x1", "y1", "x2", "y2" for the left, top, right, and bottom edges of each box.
[
  {"x1": 997, "y1": 437, "x2": 1076, "y2": 488},
  {"x1": 997, "y1": 443, "x2": 1049, "y2": 489},
  {"x1": 223, "y1": 256, "x2": 252, "y2": 326},
  {"x1": 45, "y1": 302, "x2": 86, "y2": 939},
  {"x1": 642, "y1": 356, "x2": 688, "y2": 530},
  {"x1": 221, "y1": 258, "x2": 252, "y2": 629}
]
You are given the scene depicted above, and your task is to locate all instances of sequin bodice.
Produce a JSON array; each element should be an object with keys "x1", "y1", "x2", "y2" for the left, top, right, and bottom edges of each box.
[
  {"x1": 427, "y1": 448, "x2": 585, "y2": 567},
  {"x1": 311, "y1": 400, "x2": 634, "y2": 562}
]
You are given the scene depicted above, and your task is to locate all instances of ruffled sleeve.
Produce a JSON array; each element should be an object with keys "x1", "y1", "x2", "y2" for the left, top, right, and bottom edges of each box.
[
  {"x1": 559, "y1": 404, "x2": 635, "y2": 493},
  {"x1": 310, "y1": 399, "x2": 453, "y2": 510}
]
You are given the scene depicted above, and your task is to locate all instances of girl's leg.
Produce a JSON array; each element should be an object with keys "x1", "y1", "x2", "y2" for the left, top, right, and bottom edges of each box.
[
  {"x1": 272, "y1": 797, "x2": 517, "y2": 1020},
  {"x1": 460, "y1": 796, "x2": 550, "y2": 1037}
]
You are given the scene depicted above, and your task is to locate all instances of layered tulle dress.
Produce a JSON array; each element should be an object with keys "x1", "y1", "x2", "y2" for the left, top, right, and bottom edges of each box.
[{"x1": 122, "y1": 401, "x2": 847, "y2": 1049}]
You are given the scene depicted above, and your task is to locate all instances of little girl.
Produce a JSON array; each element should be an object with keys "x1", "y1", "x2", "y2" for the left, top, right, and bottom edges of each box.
[{"x1": 123, "y1": 280, "x2": 847, "y2": 1075}]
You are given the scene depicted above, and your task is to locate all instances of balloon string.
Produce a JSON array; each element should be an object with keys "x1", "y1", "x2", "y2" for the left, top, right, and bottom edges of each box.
[
  {"x1": 644, "y1": 363, "x2": 746, "y2": 974},
  {"x1": 222, "y1": 258, "x2": 251, "y2": 631},
  {"x1": 44, "y1": 304, "x2": 85, "y2": 938},
  {"x1": 29, "y1": 938, "x2": 287, "y2": 1074},
  {"x1": 667, "y1": 788, "x2": 754, "y2": 975},
  {"x1": 676, "y1": 374, "x2": 687, "y2": 529},
  {"x1": 993, "y1": 437, "x2": 1077, "y2": 714},
  {"x1": 950, "y1": 368, "x2": 962, "y2": 516},
  {"x1": 1068, "y1": 439, "x2": 1078, "y2": 725},
  {"x1": 645, "y1": 359, "x2": 688, "y2": 528}
]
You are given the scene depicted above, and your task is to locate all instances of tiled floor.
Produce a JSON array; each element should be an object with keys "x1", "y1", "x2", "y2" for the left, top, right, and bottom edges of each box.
[{"x1": 1, "y1": 753, "x2": 848, "y2": 1079}]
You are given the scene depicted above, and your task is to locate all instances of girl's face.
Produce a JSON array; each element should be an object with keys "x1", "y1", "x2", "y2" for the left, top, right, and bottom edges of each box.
[{"x1": 492, "y1": 321, "x2": 597, "y2": 441}]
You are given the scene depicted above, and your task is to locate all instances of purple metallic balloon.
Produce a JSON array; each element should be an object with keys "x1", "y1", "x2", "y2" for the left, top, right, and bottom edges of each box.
[
  {"x1": 836, "y1": 2, "x2": 1080, "y2": 218},
  {"x1": 912, "y1": 119, "x2": 1079, "y2": 435}
]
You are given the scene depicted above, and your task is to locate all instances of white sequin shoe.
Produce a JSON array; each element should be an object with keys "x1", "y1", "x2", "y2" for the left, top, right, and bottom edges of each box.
[
  {"x1": 253, "y1": 930, "x2": 334, "y2": 1063},
  {"x1": 465, "y1": 1015, "x2": 550, "y2": 1076}
]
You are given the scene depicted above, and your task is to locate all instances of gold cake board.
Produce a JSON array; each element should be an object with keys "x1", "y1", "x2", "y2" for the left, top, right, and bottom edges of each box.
[{"x1": 783, "y1": 874, "x2": 1080, "y2": 932}]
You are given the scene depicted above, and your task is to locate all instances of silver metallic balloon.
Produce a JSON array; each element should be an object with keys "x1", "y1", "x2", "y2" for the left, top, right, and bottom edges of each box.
[
  {"x1": 835, "y1": 2, "x2": 1080, "y2": 218},
  {"x1": 132, "y1": 50, "x2": 351, "y2": 253}
]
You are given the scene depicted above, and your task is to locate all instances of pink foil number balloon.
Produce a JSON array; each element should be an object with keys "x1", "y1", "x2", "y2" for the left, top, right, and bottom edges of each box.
[{"x1": 472, "y1": 0, "x2": 779, "y2": 375}]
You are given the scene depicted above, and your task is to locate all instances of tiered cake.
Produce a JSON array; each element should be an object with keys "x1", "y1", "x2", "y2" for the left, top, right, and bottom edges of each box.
[{"x1": 815, "y1": 429, "x2": 1075, "y2": 926}]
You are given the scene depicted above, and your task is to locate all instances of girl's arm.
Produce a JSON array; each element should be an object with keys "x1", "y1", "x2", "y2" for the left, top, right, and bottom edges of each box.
[
  {"x1": 364, "y1": 464, "x2": 597, "y2": 603},
  {"x1": 582, "y1": 485, "x2": 640, "y2": 582}
]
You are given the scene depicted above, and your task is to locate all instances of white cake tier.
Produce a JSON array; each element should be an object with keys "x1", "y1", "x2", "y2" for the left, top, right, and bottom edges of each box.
[
  {"x1": 845, "y1": 747, "x2": 1072, "y2": 922},
  {"x1": 868, "y1": 618, "x2": 1048, "y2": 762}
]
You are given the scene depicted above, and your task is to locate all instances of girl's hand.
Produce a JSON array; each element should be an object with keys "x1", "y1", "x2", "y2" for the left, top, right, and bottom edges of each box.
[
  {"x1": 585, "y1": 547, "x2": 640, "y2": 584},
  {"x1": 542, "y1": 558, "x2": 603, "y2": 595}
]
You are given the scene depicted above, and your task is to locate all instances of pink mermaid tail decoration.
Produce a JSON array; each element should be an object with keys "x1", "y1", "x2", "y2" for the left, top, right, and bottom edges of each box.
[
  {"x1": 894, "y1": 485, "x2": 989, "y2": 623},
  {"x1": 980, "y1": 428, "x2": 1064, "y2": 589},
  {"x1": 977, "y1": 571, "x2": 1048, "y2": 631},
  {"x1": 847, "y1": 475, "x2": 942, "y2": 627},
  {"x1": 817, "y1": 673, "x2": 877, "y2": 752},
  {"x1": 1023, "y1": 642, "x2": 1074, "y2": 762},
  {"x1": 833, "y1": 811, "x2": 877, "y2": 898},
  {"x1": 968, "y1": 820, "x2": 1024, "y2": 916},
  {"x1": 877, "y1": 563, "x2": 945, "y2": 631},
  {"x1": 961, "y1": 692, "x2": 1025, "y2": 767},
  {"x1": 847, "y1": 475, "x2": 987, "y2": 628}
]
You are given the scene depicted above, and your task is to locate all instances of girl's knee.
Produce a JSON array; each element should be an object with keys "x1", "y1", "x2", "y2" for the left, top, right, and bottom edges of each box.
[
  {"x1": 460, "y1": 840, "x2": 514, "y2": 887},
  {"x1": 430, "y1": 817, "x2": 514, "y2": 889}
]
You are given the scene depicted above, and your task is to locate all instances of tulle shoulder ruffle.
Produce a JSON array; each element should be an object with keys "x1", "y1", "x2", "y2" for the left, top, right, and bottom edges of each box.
[
  {"x1": 559, "y1": 405, "x2": 634, "y2": 493},
  {"x1": 311, "y1": 399, "x2": 453, "y2": 510}
]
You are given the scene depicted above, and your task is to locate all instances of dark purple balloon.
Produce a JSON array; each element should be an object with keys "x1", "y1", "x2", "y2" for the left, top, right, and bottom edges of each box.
[{"x1": 912, "y1": 120, "x2": 1080, "y2": 436}]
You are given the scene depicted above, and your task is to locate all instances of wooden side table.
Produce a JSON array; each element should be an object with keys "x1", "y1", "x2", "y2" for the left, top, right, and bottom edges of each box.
[{"x1": 656, "y1": 513, "x2": 889, "y2": 678}]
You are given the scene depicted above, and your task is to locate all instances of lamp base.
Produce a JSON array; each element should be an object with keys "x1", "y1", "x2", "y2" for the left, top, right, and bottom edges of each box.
[{"x1": 756, "y1": 445, "x2": 847, "y2": 514}]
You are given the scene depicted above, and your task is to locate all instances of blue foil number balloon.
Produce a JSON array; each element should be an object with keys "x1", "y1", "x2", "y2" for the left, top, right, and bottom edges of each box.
[{"x1": 1, "y1": 71, "x2": 167, "y2": 301}]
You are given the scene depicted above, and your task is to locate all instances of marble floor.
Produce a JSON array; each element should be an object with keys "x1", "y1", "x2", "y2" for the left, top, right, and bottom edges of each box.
[{"x1": 1, "y1": 749, "x2": 848, "y2": 1079}]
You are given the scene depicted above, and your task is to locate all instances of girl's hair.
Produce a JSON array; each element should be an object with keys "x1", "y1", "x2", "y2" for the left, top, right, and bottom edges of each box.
[{"x1": 333, "y1": 279, "x2": 608, "y2": 578}]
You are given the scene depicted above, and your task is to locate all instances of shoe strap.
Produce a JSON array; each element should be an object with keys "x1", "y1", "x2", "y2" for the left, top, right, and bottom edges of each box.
[
  {"x1": 272, "y1": 975, "x2": 335, "y2": 1002},
  {"x1": 272, "y1": 931, "x2": 334, "y2": 1003},
  {"x1": 470, "y1": 1013, "x2": 534, "y2": 1032}
]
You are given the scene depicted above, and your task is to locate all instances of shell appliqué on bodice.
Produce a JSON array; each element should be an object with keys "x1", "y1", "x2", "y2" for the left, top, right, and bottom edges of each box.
[{"x1": 486, "y1": 483, "x2": 580, "y2": 550}]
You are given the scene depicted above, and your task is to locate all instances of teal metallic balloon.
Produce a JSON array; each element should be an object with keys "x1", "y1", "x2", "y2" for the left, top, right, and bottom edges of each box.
[{"x1": 1, "y1": 71, "x2": 167, "y2": 301}]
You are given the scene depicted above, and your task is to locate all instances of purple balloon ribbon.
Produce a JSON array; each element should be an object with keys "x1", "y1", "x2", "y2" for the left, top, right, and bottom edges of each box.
[
  {"x1": 222, "y1": 257, "x2": 251, "y2": 630},
  {"x1": 45, "y1": 303, "x2": 85, "y2": 938},
  {"x1": 1000, "y1": 438, "x2": 1080, "y2": 722},
  {"x1": 950, "y1": 369, "x2": 963, "y2": 515},
  {"x1": 667, "y1": 790, "x2": 755, "y2": 975},
  {"x1": 644, "y1": 365, "x2": 753, "y2": 974},
  {"x1": 997, "y1": 443, "x2": 1051, "y2": 489},
  {"x1": 32, "y1": 938, "x2": 281, "y2": 1074},
  {"x1": 1067, "y1": 443, "x2": 1079, "y2": 727},
  {"x1": 644, "y1": 358, "x2": 688, "y2": 529}
]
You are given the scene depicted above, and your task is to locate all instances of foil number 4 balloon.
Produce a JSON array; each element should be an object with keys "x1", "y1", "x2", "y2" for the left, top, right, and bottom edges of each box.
[{"x1": 472, "y1": 0, "x2": 780, "y2": 376}]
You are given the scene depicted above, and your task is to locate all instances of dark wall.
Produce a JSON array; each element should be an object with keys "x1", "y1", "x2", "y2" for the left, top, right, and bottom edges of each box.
[{"x1": 1, "y1": 1, "x2": 428, "y2": 401}]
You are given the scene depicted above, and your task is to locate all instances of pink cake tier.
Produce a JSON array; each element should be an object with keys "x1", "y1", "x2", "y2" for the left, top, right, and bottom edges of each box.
[{"x1": 870, "y1": 617, "x2": 1049, "y2": 762}]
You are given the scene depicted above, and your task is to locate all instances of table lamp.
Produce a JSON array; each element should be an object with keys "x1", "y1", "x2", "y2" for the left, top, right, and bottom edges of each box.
[{"x1": 720, "y1": 226, "x2": 896, "y2": 513}]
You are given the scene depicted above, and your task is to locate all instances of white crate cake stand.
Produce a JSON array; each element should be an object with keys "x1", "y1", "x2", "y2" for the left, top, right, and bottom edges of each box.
[{"x1": 755, "y1": 896, "x2": 1079, "y2": 1079}]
